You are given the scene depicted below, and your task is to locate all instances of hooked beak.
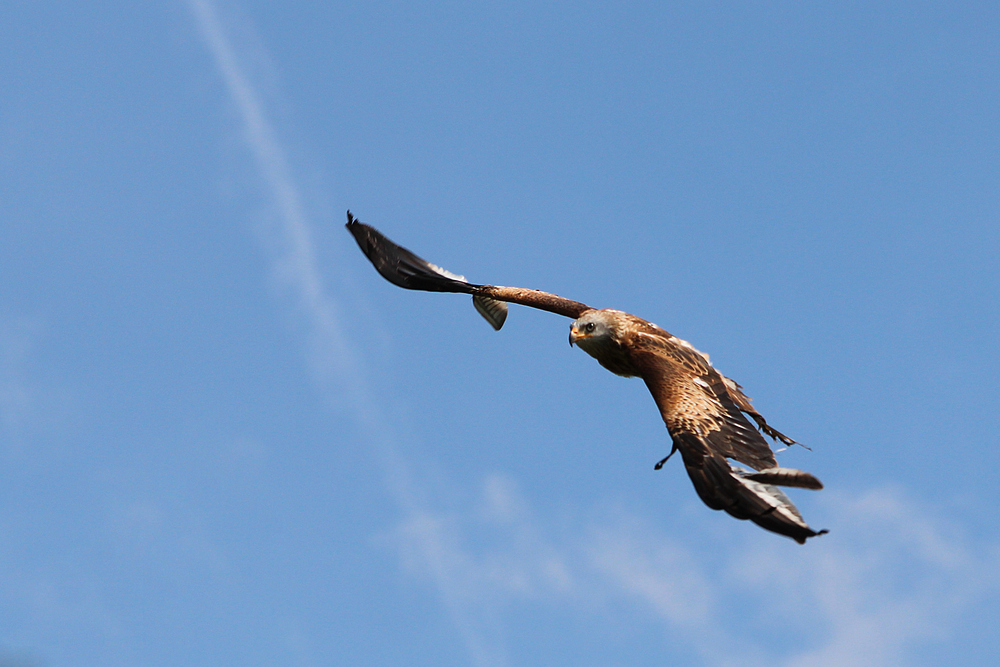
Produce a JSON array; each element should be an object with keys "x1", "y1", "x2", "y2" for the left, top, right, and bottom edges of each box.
[{"x1": 568, "y1": 325, "x2": 585, "y2": 347}]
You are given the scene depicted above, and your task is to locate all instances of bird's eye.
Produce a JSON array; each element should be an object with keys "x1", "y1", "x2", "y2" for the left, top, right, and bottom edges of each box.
[{"x1": 585, "y1": 322, "x2": 596, "y2": 333}]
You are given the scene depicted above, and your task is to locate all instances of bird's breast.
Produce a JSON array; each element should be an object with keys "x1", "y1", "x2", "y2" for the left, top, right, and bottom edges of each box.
[{"x1": 577, "y1": 337, "x2": 639, "y2": 377}]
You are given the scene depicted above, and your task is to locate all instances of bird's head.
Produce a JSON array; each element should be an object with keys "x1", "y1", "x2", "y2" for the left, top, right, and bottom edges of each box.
[
  {"x1": 569, "y1": 310, "x2": 621, "y2": 350},
  {"x1": 569, "y1": 310, "x2": 636, "y2": 376}
]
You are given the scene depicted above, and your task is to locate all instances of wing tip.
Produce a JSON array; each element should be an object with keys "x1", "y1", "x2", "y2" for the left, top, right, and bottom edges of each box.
[
  {"x1": 344, "y1": 210, "x2": 371, "y2": 250},
  {"x1": 794, "y1": 528, "x2": 830, "y2": 544},
  {"x1": 344, "y1": 211, "x2": 479, "y2": 294},
  {"x1": 722, "y1": 462, "x2": 827, "y2": 543},
  {"x1": 346, "y1": 209, "x2": 362, "y2": 233}
]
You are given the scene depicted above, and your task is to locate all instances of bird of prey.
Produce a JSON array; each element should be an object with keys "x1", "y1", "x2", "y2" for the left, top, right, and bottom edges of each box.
[{"x1": 346, "y1": 212, "x2": 827, "y2": 544}]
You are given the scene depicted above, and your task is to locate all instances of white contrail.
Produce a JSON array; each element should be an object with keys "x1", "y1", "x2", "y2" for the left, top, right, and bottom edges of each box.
[
  {"x1": 186, "y1": 1, "x2": 507, "y2": 664},
  {"x1": 185, "y1": 0, "x2": 352, "y2": 383}
]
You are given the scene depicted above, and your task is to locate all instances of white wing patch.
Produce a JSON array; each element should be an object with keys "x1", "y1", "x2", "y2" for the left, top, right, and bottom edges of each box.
[{"x1": 427, "y1": 262, "x2": 467, "y2": 282}]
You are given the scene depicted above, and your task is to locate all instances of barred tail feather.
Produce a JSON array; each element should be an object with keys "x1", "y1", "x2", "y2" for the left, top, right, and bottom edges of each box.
[
  {"x1": 742, "y1": 467, "x2": 824, "y2": 490},
  {"x1": 473, "y1": 295, "x2": 508, "y2": 330}
]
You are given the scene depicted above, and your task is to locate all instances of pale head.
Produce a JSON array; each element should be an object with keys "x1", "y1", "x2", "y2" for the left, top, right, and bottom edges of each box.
[{"x1": 568, "y1": 309, "x2": 637, "y2": 377}]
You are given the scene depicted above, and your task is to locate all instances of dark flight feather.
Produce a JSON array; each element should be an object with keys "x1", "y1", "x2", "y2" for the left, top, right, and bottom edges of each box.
[{"x1": 346, "y1": 212, "x2": 479, "y2": 293}]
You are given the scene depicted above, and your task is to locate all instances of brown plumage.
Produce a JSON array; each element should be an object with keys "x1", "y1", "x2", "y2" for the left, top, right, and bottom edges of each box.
[{"x1": 346, "y1": 212, "x2": 827, "y2": 544}]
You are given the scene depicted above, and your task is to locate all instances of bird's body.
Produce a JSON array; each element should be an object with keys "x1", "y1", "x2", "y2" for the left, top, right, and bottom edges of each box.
[{"x1": 347, "y1": 212, "x2": 827, "y2": 543}]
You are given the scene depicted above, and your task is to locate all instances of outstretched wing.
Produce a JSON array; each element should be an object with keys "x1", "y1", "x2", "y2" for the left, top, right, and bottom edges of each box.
[
  {"x1": 346, "y1": 212, "x2": 592, "y2": 328},
  {"x1": 626, "y1": 326, "x2": 826, "y2": 543}
]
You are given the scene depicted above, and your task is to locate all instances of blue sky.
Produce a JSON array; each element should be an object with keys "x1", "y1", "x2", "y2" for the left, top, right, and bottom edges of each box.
[{"x1": 3, "y1": 1, "x2": 999, "y2": 665}]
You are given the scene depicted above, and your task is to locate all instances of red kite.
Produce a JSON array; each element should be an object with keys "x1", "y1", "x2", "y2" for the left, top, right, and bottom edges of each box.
[{"x1": 347, "y1": 212, "x2": 827, "y2": 543}]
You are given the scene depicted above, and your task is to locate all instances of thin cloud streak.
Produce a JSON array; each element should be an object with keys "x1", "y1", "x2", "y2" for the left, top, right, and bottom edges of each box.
[
  {"x1": 186, "y1": 2, "x2": 509, "y2": 664},
  {"x1": 185, "y1": 0, "x2": 354, "y2": 389}
]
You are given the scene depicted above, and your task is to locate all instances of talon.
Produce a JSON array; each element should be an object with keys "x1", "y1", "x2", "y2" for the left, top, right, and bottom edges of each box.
[{"x1": 654, "y1": 443, "x2": 679, "y2": 470}]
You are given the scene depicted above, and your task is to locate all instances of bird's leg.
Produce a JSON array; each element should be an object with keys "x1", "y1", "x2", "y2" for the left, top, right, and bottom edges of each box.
[{"x1": 654, "y1": 444, "x2": 678, "y2": 470}]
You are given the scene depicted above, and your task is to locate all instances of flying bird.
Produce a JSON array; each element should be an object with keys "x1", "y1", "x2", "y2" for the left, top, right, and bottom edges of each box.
[{"x1": 346, "y1": 212, "x2": 827, "y2": 544}]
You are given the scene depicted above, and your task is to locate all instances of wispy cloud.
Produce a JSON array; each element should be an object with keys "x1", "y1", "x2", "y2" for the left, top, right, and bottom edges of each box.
[{"x1": 391, "y1": 475, "x2": 998, "y2": 666}]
